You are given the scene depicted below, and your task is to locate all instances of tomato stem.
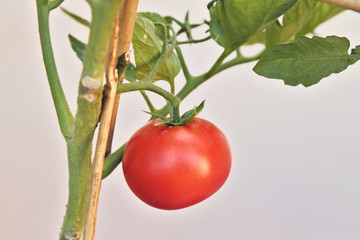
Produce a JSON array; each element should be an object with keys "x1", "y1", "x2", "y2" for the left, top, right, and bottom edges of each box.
[
  {"x1": 171, "y1": 105, "x2": 181, "y2": 123},
  {"x1": 117, "y1": 81, "x2": 181, "y2": 111}
]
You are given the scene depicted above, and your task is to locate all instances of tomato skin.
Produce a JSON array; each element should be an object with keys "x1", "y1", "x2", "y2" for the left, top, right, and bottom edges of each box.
[{"x1": 122, "y1": 117, "x2": 232, "y2": 210}]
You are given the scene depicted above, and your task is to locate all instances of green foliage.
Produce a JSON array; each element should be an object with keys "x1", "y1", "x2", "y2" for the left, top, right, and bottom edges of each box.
[
  {"x1": 178, "y1": 100, "x2": 205, "y2": 125},
  {"x1": 253, "y1": 36, "x2": 360, "y2": 87},
  {"x1": 209, "y1": 0, "x2": 298, "y2": 51},
  {"x1": 266, "y1": 0, "x2": 318, "y2": 48},
  {"x1": 68, "y1": 33, "x2": 137, "y2": 83},
  {"x1": 61, "y1": 8, "x2": 90, "y2": 27},
  {"x1": 297, "y1": 1, "x2": 344, "y2": 35},
  {"x1": 352, "y1": 45, "x2": 360, "y2": 55},
  {"x1": 132, "y1": 15, "x2": 181, "y2": 82},
  {"x1": 138, "y1": 12, "x2": 170, "y2": 25},
  {"x1": 68, "y1": 35, "x2": 86, "y2": 63},
  {"x1": 266, "y1": 0, "x2": 343, "y2": 47},
  {"x1": 124, "y1": 63, "x2": 137, "y2": 81},
  {"x1": 146, "y1": 100, "x2": 205, "y2": 126}
]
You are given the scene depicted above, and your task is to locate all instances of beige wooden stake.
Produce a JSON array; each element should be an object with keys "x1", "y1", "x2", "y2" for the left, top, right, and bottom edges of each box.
[
  {"x1": 82, "y1": 9, "x2": 130, "y2": 240},
  {"x1": 319, "y1": 0, "x2": 360, "y2": 12},
  {"x1": 106, "y1": 0, "x2": 139, "y2": 157}
]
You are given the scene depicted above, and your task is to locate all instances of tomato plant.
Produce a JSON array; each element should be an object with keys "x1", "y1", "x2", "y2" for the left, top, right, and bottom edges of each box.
[
  {"x1": 34, "y1": 0, "x2": 360, "y2": 239},
  {"x1": 122, "y1": 117, "x2": 232, "y2": 210}
]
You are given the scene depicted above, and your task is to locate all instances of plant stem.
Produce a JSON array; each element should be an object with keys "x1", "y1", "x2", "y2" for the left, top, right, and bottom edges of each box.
[
  {"x1": 175, "y1": 45, "x2": 192, "y2": 82},
  {"x1": 102, "y1": 142, "x2": 127, "y2": 179},
  {"x1": 117, "y1": 81, "x2": 181, "y2": 109},
  {"x1": 36, "y1": 1, "x2": 74, "y2": 139},
  {"x1": 58, "y1": 0, "x2": 123, "y2": 239},
  {"x1": 202, "y1": 48, "x2": 232, "y2": 79},
  {"x1": 216, "y1": 49, "x2": 266, "y2": 74},
  {"x1": 140, "y1": 90, "x2": 157, "y2": 112},
  {"x1": 177, "y1": 36, "x2": 211, "y2": 45},
  {"x1": 154, "y1": 49, "x2": 265, "y2": 118},
  {"x1": 171, "y1": 105, "x2": 181, "y2": 123},
  {"x1": 60, "y1": 137, "x2": 93, "y2": 240}
]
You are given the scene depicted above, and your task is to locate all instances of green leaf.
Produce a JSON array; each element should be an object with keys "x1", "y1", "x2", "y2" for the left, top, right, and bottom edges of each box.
[
  {"x1": 245, "y1": 31, "x2": 266, "y2": 45},
  {"x1": 124, "y1": 63, "x2": 137, "y2": 82},
  {"x1": 145, "y1": 101, "x2": 205, "y2": 126},
  {"x1": 142, "y1": 110, "x2": 169, "y2": 122},
  {"x1": 351, "y1": 45, "x2": 360, "y2": 55},
  {"x1": 297, "y1": 1, "x2": 344, "y2": 35},
  {"x1": 137, "y1": 12, "x2": 171, "y2": 40},
  {"x1": 61, "y1": 7, "x2": 90, "y2": 27},
  {"x1": 68, "y1": 34, "x2": 86, "y2": 63},
  {"x1": 178, "y1": 100, "x2": 205, "y2": 125},
  {"x1": 253, "y1": 36, "x2": 360, "y2": 87},
  {"x1": 266, "y1": 0, "x2": 318, "y2": 48},
  {"x1": 209, "y1": 0, "x2": 298, "y2": 51},
  {"x1": 138, "y1": 12, "x2": 169, "y2": 25},
  {"x1": 132, "y1": 15, "x2": 181, "y2": 82}
]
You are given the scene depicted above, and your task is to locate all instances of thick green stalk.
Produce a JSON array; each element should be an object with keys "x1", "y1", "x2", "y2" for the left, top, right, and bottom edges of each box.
[
  {"x1": 60, "y1": 137, "x2": 93, "y2": 240},
  {"x1": 36, "y1": 1, "x2": 74, "y2": 138},
  {"x1": 59, "y1": 1, "x2": 123, "y2": 239}
]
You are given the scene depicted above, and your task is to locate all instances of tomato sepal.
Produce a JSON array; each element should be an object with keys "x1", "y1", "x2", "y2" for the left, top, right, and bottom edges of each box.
[{"x1": 144, "y1": 100, "x2": 205, "y2": 126}]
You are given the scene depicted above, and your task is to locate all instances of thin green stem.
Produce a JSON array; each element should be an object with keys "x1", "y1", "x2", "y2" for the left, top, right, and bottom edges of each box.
[
  {"x1": 36, "y1": 1, "x2": 74, "y2": 139},
  {"x1": 202, "y1": 48, "x2": 232, "y2": 79},
  {"x1": 140, "y1": 91, "x2": 156, "y2": 112},
  {"x1": 236, "y1": 48, "x2": 242, "y2": 57},
  {"x1": 154, "y1": 49, "x2": 265, "y2": 118},
  {"x1": 216, "y1": 49, "x2": 266, "y2": 74},
  {"x1": 175, "y1": 45, "x2": 192, "y2": 82},
  {"x1": 117, "y1": 81, "x2": 181, "y2": 108},
  {"x1": 102, "y1": 142, "x2": 127, "y2": 179},
  {"x1": 177, "y1": 36, "x2": 211, "y2": 45}
]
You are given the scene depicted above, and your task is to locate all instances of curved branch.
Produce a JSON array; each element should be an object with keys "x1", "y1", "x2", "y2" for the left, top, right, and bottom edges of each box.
[
  {"x1": 36, "y1": 1, "x2": 74, "y2": 139},
  {"x1": 117, "y1": 81, "x2": 181, "y2": 108}
]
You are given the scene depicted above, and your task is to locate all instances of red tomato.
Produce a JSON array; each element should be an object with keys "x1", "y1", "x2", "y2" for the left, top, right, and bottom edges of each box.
[{"x1": 122, "y1": 117, "x2": 231, "y2": 210}]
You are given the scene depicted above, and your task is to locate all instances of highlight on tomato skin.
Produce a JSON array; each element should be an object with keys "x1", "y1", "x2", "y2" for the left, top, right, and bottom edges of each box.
[{"x1": 122, "y1": 117, "x2": 232, "y2": 210}]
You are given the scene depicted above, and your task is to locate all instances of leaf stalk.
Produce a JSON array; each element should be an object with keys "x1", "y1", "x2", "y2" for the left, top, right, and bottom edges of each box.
[{"x1": 36, "y1": 1, "x2": 74, "y2": 139}]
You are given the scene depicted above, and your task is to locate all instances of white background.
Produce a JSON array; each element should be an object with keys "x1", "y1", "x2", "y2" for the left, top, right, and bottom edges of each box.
[{"x1": 1, "y1": 0, "x2": 360, "y2": 239}]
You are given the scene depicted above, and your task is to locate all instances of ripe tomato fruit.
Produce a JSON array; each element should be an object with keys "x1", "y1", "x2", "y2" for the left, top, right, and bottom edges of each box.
[{"x1": 122, "y1": 117, "x2": 231, "y2": 210}]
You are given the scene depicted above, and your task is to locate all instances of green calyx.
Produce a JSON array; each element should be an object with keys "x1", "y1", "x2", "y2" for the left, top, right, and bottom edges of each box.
[{"x1": 145, "y1": 100, "x2": 205, "y2": 126}]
